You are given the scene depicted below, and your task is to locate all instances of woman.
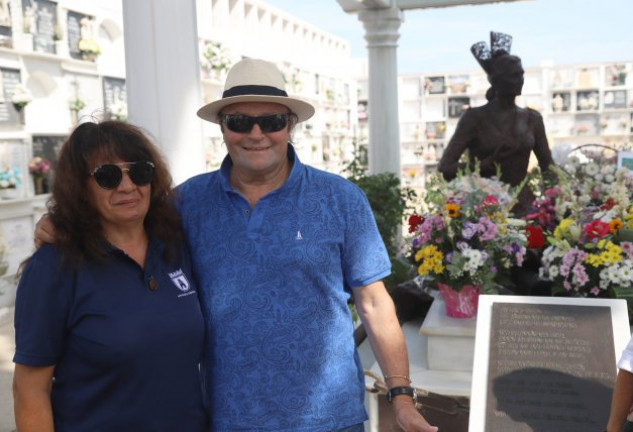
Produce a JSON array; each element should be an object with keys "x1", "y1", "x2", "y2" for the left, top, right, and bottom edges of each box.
[
  {"x1": 12, "y1": 121, "x2": 207, "y2": 431},
  {"x1": 437, "y1": 31, "x2": 554, "y2": 216}
]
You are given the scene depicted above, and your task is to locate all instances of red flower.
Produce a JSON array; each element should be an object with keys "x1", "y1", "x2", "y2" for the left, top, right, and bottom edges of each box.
[
  {"x1": 601, "y1": 197, "x2": 616, "y2": 211},
  {"x1": 408, "y1": 214, "x2": 424, "y2": 233},
  {"x1": 525, "y1": 225, "x2": 545, "y2": 249},
  {"x1": 482, "y1": 195, "x2": 499, "y2": 206},
  {"x1": 584, "y1": 220, "x2": 611, "y2": 240}
]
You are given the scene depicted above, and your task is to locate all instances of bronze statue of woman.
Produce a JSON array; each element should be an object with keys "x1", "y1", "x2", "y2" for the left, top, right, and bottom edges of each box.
[{"x1": 437, "y1": 32, "x2": 554, "y2": 216}]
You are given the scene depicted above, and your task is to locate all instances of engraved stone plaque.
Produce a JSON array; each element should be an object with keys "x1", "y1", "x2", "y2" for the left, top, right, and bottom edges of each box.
[{"x1": 485, "y1": 303, "x2": 615, "y2": 432}]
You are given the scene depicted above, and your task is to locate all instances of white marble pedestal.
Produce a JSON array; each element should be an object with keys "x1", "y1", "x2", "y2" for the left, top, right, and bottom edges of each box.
[{"x1": 419, "y1": 296, "x2": 477, "y2": 372}]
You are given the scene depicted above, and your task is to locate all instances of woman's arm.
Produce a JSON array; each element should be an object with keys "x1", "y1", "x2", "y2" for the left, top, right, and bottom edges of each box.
[
  {"x1": 437, "y1": 110, "x2": 477, "y2": 180},
  {"x1": 606, "y1": 368, "x2": 633, "y2": 432},
  {"x1": 13, "y1": 364, "x2": 55, "y2": 432},
  {"x1": 530, "y1": 109, "x2": 554, "y2": 171}
]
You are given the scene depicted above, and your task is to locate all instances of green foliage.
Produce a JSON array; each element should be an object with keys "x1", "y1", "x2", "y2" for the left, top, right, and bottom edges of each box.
[{"x1": 343, "y1": 150, "x2": 417, "y2": 289}]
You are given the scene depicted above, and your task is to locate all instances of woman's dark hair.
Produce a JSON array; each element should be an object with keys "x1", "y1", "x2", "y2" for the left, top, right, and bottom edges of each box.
[{"x1": 48, "y1": 120, "x2": 183, "y2": 265}]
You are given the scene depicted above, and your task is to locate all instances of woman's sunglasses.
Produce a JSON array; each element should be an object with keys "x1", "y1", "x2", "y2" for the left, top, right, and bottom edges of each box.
[
  {"x1": 221, "y1": 113, "x2": 289, "y2": 133},
  {"x1": 90, "y1": 161, "x2": 155, "y2": 190}
]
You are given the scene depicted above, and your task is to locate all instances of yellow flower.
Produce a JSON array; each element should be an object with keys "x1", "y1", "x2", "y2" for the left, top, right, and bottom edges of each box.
[
  {"x1": 586, "y1": 241, "x2": 622, "y2": 266},
  {"x1": 585, "y1": 253, "x2": 604, "y2": 267},
  {"x1": 415, "y1": 245, "x2": 444, "y2": 276},
  {"x1": 445, "y1": 203, "x2": 460, "y2": 218},
  {"x1": 625, "y1": 206, "x2": 633, "y2": 228},
  {"x1": 554, "y1": 218, "x2": 579, "y2": 241}
]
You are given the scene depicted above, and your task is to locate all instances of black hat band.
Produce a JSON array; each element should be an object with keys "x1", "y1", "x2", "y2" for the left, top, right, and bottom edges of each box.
[{"x1": 223, "y1": 85, "x2": 288, "y2": 99}]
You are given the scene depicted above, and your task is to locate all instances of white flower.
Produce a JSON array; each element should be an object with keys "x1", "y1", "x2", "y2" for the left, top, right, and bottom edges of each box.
[
  {"x1": 584, "y1": 163, "x2": 599, "y2": 176},
  {"x1": 11, "y1": 84, "x2": 32, "y2": 105}
]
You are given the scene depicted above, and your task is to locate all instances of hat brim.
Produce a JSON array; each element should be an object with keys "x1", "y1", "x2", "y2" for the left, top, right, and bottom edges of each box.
[{"x1": 197, "y1": 95, "x2": 315, "y2": 124}]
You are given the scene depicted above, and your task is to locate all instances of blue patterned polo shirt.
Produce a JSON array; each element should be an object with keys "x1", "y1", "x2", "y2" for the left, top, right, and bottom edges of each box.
[{"x1": 177, "y1": 145, "x2": 391, "y2": 431}]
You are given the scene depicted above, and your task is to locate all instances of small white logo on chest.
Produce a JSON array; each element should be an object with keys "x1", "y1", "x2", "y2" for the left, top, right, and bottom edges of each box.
[
  {"x1": 168, "y1": 269, "x2": 190, "y2": 292},
  {"x1": 295, "y1": 230, "x2": 303, "y2": 240}
]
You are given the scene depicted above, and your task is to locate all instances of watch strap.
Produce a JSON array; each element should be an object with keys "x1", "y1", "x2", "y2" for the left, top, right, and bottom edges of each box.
[{"x1": 387, "y1": 386, "x2": 417, "y2": 403}]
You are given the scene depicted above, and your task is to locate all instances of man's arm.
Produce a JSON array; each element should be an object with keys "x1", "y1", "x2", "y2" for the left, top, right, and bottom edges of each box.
[{"x1": 353, "y1": 281, "x2": 438, "y2": 432}]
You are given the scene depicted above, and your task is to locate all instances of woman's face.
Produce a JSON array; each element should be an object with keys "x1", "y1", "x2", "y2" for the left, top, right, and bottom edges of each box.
[
  {"x1": 87, "y1": 157, "x2": 152, "y2": 231},
  {"x1": 490, "y1": 56, "x2": 524, "y2": 96}
]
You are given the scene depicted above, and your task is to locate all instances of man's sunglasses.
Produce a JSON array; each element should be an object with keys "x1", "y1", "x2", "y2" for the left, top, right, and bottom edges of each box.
[
  {"x1": 90, "y1": 161, "x2": 155, "y2": 190},
  {"x1": 221, "y1": 113, "x2": 289, "y2": 133}
]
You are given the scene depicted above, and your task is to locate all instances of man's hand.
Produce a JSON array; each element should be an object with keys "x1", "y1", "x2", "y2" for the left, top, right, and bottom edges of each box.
[
  {"x1": 393, "y1": 397, "x2": 438, "y2": 432},
  {"x1": 34, "y1": 214, "x2": 55, "y2": 248}
]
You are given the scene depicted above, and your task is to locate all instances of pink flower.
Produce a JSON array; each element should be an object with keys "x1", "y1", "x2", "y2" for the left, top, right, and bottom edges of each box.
[{"x1": 482, "y1": 195, "x2": 499, "y2": 207}]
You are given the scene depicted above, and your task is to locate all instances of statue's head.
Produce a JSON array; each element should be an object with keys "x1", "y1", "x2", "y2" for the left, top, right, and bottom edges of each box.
[
  {"x1": 488, "y1": 53, "x2": 524, "y2": 96},
  {"x1": 471, "y1": 31, "x2": 524, "y2": 99}
]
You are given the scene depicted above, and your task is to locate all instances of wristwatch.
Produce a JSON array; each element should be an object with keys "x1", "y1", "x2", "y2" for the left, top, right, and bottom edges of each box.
[{"x1": 386, "y1": 386, "x2": 417, "y2": 403}]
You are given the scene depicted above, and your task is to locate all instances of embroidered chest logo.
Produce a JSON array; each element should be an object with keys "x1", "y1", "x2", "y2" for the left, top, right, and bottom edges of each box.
[
  {"x1": 295, "y1": 230, "x2": 303, "y2": 240},
  {"x1": 168, "y1": 269, "x2": 190, "y2": 292}
]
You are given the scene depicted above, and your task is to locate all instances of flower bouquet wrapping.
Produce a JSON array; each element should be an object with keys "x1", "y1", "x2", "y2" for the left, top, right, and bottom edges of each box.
[{"x1": 408, "y1": 168, "x2": 528, "y2": 316}]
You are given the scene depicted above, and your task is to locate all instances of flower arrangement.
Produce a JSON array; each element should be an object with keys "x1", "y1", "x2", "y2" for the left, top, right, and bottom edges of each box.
[
  {"x1": 537, "y1": 147, "x2": 633, "y2": 307},
  {"x1": 200, "y1": 40, "x2": 231, "y2": 75},
  {"x1": 539, "y1": 209, "x2": 633, "y2": 303},
  {"x1": 11, "y1": 84, "x2": 33, "y2": 111},
  {"x1": 109, "y1": 99, "x2": 128, "y2": 121},
  {"x1": 69, "y1": 98, "x2": 86, "y2": 112},
  {"x1": 29, "y1": 157, "x2": 51, "y2": 177},
  {"x1": 0, "y1": 167, "x2": 22, "y2": 189},
  {"x1": 78, "y1": 38, "x2": 101, "y2": 58},
  {"x1": 408, "y1": 168, "x2": 527, "y2": 294}
]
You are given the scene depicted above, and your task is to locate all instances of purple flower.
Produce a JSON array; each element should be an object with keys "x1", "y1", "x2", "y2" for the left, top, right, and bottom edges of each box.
[
  {"x1": 560, "y1": 264, "x2": 570, "y2": 277},
  {"x1": 572, "y1": 263, "x2": 589, "y2": 286},
  {"x1": 478, "y1": 217, "x2": 498, "y2": 241},
  {"x1": 456, "y1": 241, "x2": 468, "y2": 251},
  {"x1": 462, "y1": 222, "x2": 478, "y2": 240},
  {"x1": 445, "y1": 251, "x2": 453, "y2": 263}
]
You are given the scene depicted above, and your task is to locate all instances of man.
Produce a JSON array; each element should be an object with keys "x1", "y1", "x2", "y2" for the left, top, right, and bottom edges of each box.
[
  {"x1": 36, "y1": 58, "x2": 437, "y2": 432},
  {"x1": 182, "y1": 58, "x2": 436, "y2": 431}
]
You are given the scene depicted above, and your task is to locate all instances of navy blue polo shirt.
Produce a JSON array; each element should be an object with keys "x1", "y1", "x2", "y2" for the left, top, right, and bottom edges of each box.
[{"x1": 13, "y1": 239, "x2": 207, "y2": 432}]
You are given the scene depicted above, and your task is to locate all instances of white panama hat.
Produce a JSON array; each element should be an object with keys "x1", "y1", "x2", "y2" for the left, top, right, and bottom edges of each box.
[{"x1": 197, "y1": 58, "x2": 315, "y2": 124}]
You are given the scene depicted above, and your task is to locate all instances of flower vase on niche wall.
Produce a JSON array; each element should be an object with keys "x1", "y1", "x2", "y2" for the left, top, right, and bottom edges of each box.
[
  {"x1": 32, "y1": 175, "x2": 47, "y2": 195},
  {"x1": 437, "y1": 282, "x2": 481, "y2": 318}
]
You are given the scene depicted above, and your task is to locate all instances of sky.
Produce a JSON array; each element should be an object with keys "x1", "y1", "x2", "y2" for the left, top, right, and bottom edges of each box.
[{"x1": 264, "y1": 0, "x2": 633, "y2": 75}]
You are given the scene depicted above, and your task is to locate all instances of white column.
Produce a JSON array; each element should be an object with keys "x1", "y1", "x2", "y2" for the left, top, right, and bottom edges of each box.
[
  {"x1": 357, "y1": 5, "x2": 403, "y2": 176},
  {"x1": 121, "y1": 0, "x2": 205, "y2": 185}
]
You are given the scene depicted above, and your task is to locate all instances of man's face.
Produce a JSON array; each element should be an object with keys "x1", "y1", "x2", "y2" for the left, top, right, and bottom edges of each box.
[{"x1": 220, "y1": 102, "x2": 293, "y2": 180}]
